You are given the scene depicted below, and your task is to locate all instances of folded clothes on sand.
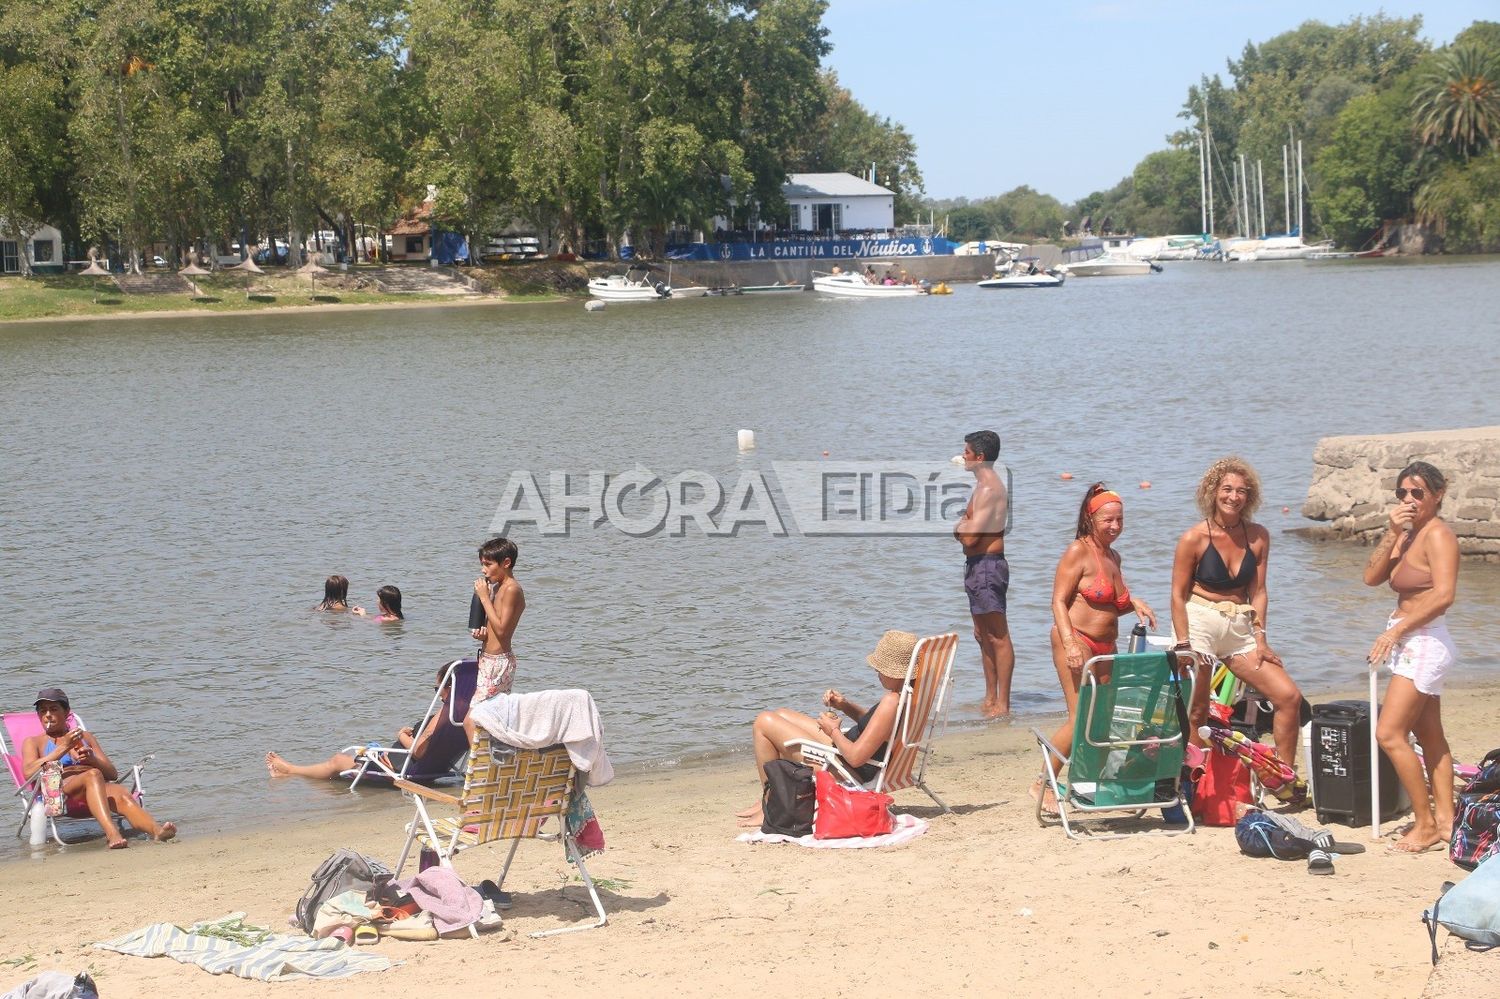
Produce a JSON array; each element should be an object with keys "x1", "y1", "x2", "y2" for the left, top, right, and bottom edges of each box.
[
  {"x1": 737, "y1": 812, "x2": 928, "y2": 849},
  {"x1": 94, "y1": 913, "x2": 393, "y2": 981},
  {"x1": 470, "y1": 689, "x2": 614, "y2": 785},
  {"x1": 394, "y1": 868, "x2": 483, "y2": 934}
]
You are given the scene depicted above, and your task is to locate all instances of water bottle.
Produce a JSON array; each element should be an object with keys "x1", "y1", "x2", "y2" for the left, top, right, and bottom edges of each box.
[
  {"x1": 1127, "y1": 623, "x2": 1148, "y2": 654},
  {"x1": 29, "y1": 803, "x2": 47, "y2": 846}
]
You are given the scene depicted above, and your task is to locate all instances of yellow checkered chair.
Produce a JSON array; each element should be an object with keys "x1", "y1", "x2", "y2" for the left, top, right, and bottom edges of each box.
[{"x1": 393, "y1": 732, "x2": 607, "y2": 936}]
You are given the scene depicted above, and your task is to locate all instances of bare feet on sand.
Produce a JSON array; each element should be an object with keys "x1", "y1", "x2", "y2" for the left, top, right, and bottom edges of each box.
[
  {"x1": 737, "y1": 804, "x2": 764, "y2": 828},
  {"x1": 265, "y1": 752, "x2": 292, "y2": 777},
  {"x1": 154, "y1": 821, "x2": 177, "y2": 842},
  {"x1": 981, "y1": 698, "x2": 1011, "y2": 720},
  {"x1": 107, "y1": 837, "x2": 128, "y2": 849},
  {"x1": 1028, "y1": 776, "x2": 1059, "y2": 816},
  {"x1": 1389, "y1": 825, "x2": 1445, "y2": 853}
]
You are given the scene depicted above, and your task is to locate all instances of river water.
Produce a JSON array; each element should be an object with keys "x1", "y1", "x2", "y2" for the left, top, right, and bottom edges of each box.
[{"x1": 4, "y1": 256, "x2": 1498, "y2": 854}]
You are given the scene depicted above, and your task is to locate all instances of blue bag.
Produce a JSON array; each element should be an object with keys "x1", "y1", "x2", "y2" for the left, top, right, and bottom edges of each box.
[
  {"x1": 1234, "y1": 810, "x2": 1311, "y2": 860},
  {"x1": 1423, "y1": 854, "x2": 1500, "y2": 964}
]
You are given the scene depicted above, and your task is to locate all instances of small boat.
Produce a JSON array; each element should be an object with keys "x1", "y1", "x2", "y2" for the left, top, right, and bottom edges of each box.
[
  {"x1": 739, "y1": 282, "x2": 806, "y2": 294},
  {"x1": 929, "y1": 282, "x2": 953, "y2": 295},
  {"x1": 1059, "y1": 240, "x2": 1156, "y2": 277},
  {"x1": 811, "y1": 266, "x2": 925, "y2": 298},
  {"x1": 587, "y1": 265, "x2": 669, "y2": 301},
  {"x1": 667, "y1": 286, "x2": 710, "y2": 298},
  {"x1": 977, "y1": 256, "x2": 1066, "y2": 289}
]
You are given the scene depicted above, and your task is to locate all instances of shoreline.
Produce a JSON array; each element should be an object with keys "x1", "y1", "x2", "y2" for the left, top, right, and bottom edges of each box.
[
  {"x1": 0, "y1": 292, "x2": 573, "y2": 327},
  {"x1": 5, "y1": 679, "x2": 1491, "y2": 996}
]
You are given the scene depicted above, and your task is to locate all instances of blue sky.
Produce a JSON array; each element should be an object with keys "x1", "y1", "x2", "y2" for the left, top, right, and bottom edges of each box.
[{"x1": 821, "y1": 1, "x2": 1493, "y2": 204}]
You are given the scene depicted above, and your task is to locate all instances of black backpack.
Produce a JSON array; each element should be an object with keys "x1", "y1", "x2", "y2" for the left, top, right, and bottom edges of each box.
[
  {"x1": 294, "y1": 848, "x2": 392, "y2": 934},
  {"x1": 761, "y1": 760, "x2": 815, "y2": 837}
]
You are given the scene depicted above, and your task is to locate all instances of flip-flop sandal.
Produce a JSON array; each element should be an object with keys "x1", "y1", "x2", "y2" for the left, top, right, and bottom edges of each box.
[
  {"x1": 354, "y1": 926, "x2": 380, "y2": 946},
  {"x1": 1386, "y1": 839, "x2": 1445, "y2": 854},
  {"x1": 1306, "y1": 848, "x2": 1334, "y2": 875}
]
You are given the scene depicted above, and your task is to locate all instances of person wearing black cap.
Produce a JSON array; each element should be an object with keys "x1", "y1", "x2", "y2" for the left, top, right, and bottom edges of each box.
[{"x1": 21, "y1": 688, "x2": 176, "y2": 848}]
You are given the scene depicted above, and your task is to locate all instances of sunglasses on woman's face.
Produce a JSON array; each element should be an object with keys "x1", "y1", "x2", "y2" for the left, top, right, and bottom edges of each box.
[{"x1": 1396, "y1": 487, "x2": 1426, "y2": 501}]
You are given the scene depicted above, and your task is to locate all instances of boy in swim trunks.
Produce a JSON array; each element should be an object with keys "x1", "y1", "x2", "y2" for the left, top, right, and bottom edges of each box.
[
  {"x1": 954, "y1": 430, "x2": 1013, "y2": 718},
  {"x1": 465, "y1": 537, "x2": 526, "y2": 746}
]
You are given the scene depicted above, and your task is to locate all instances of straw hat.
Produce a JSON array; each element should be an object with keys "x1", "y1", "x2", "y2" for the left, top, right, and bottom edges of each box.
[{"x1": 866, "y1": 630, "x2": 918, "y2": 679}]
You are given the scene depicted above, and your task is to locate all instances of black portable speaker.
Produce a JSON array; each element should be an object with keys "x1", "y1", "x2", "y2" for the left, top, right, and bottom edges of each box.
[{"x1": 1310, "y1": 699, "x2": 1406, "y2": 826}]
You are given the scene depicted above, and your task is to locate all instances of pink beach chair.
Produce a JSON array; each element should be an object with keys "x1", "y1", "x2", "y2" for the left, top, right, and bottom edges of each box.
[
  {"x1": 2, "y1": 709, "x2": 150, "y2": 846},
  {"x1": 787, "y1": 632, "x2": 960, "y2": 812}
]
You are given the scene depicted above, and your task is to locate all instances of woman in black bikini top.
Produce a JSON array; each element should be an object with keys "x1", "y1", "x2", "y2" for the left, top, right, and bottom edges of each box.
[{"x1": 1170, "y1": 457, "x2": 1304, "y2": 776}]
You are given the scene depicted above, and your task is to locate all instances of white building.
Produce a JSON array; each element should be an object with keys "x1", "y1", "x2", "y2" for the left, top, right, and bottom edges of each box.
[
  {"x1": 0, "y1": 223, "x2": 65, "y2": 274},
  {"x1": 783, "y1": 173, "x2": 895, "y2": 234}
]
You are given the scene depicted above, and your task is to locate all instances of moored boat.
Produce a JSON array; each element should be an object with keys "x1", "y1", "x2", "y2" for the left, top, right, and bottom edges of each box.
[
  {"x1": 811, "y1": 269, "x2": 925, "y2": 297},
  {"x1": 587, "y1": 266, "x2": 669, "y2": 301},
  {"x1": 977, "y1": 255, "x2": 1066, "y2": 289}
]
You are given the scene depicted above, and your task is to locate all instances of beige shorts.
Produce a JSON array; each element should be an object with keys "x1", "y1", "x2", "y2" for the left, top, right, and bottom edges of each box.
[{"x1": 1173, "y1": 597, "x2": 1257, "y2": 661}]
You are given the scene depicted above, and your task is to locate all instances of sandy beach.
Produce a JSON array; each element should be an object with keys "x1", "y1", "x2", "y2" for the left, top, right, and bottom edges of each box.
[{"x1": 5, "y1": 682, "x2": 1493, "y2": 998}]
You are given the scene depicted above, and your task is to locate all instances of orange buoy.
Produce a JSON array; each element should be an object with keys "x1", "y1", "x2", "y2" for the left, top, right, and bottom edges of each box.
[
  {"x1": 822, "y1": 450, "x2": 830, "y2": 457},
  {"x1": 1282, "y1": 506, "x2": 1290, "y2": 513},
  {"x1": 1139, "y1": 481, "x2": 1151, "y2": 489},
  {"x1": 1060, "y1": 472, "x2": 1073, "y2": 480}
]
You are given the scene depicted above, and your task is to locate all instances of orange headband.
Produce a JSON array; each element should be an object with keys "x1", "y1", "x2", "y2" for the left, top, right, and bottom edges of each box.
[{"x1": 1086, "y1": 490, "x2": 1123, "y2": 515}]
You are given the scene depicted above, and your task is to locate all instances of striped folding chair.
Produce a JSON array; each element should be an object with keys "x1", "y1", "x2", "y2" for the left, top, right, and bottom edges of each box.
[
  {"x1": 393, "y1": 733, "x2": 606, "y2": 937},
  {"x1": 790, "y1": 632, "x2": 960, "y2": 812}
]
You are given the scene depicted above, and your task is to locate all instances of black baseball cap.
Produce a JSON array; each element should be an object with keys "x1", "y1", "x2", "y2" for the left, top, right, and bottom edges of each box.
[{"x1": 34, "y1": 688, "x2": 70, "y2": 710}]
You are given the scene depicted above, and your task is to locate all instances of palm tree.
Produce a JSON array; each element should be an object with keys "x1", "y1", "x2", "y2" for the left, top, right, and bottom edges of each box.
[{"x1": 1412, "y1": 44, "x2": 1500, "y2": 159}]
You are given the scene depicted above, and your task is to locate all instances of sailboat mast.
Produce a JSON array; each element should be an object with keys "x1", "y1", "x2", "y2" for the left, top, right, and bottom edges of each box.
[
  {"x1": 1257, "y1": 160, "x2": 1266, "y2": 238},
  {"x1": 1283, "y1": 142, "x2": 1291, "y2": 233},
  {"x1": 1199, "y1": 133, "x2": 1208, "y2": 234},
  {"x1": 1296, "y1": 140, "x2": 1305, "y2": 237},
  {"x1": 1202, "y1": 96, "x2": 1215, "y2": 236},
  {"x1": 1239, "y1": 153, "x2": 1250, "y2": 236}
]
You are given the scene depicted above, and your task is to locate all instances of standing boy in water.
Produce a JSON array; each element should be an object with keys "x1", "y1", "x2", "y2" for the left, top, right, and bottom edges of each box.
[
  {"x1": 464, "y1": 537, "x2": 526, "y2": 746},
  {"x1": 954, "y1": 430, "x2": 1014, "y2": 718}
]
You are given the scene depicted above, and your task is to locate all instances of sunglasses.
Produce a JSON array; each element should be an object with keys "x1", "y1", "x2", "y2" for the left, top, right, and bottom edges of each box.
[{"x1": 1395, "y1": 487, "x2": 1426, "y2": 501}]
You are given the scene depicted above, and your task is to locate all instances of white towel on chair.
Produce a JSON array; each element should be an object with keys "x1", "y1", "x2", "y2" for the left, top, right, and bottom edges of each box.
[{"x1": 470, "y1": 689, "x2": 614, "y2": 786}]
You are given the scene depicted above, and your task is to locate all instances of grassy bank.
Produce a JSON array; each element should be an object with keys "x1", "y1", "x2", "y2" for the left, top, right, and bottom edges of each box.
[{"x1": 0, "y1": 267, "x2": 567, "y2": 323}]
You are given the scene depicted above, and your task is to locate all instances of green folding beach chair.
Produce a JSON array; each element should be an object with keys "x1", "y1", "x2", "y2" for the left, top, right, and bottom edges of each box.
[{"x1": 1032, "y1": 650, "x2": 1196, "y2": 840}]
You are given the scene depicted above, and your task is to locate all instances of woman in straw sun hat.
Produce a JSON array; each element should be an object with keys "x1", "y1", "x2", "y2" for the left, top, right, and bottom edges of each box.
[{"x1": 736, "y1": 630, "x2": 918, "y2": 828}]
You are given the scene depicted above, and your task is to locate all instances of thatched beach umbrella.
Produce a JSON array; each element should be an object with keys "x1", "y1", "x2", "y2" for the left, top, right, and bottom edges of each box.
[
  {"x1": 179, "y1": 260, "x2": 210, "y2": 299},
  {"x1": 78, "y1": 251, "x2": 111, "y2": 302},
  {"x1": 298, "y1": 257, "x2": 329, "y2": 297}
]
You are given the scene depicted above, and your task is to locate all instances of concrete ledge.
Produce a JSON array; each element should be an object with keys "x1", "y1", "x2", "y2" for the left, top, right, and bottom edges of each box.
[{"x1": 1302, "y1": 427, "x2": 1500, "y2": 561}]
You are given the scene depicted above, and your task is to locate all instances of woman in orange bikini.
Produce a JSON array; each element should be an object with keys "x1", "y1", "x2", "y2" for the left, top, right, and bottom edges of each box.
[
  {"x1": 1032, "y1": 484, "x2": 1155, "y2": 809},
  {"x1": 1363, "y1": 460, "x2": 1459, "y2": 853}
]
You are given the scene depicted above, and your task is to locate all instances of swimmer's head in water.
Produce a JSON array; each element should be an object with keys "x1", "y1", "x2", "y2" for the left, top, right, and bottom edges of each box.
[
  {"x1": 376, "y1": 585, "x2": 403, "y2": 619},
  {"x1": 322, "y1": 575, "x2": 349, "y2": 607}
]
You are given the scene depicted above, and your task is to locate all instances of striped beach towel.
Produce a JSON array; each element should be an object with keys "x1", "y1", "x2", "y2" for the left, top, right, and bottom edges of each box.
[{"x1": 94, "y1": 913, "x2": 393, "y2": 981}]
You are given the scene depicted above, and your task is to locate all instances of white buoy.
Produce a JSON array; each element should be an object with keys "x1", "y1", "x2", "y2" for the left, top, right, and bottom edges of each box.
[
  {"x1": 584, "y1": 300, "x2": 605, "y2": 312},
  {"x1": 737, "y1": 429, "x2": 756, "y2": 451}
]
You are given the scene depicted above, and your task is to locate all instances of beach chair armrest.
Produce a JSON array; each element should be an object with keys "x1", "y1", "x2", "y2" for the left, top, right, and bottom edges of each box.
[
  {"x1": 1031, "y1": 729, "x2": 1068, "y2": 769},
  {"x1": 784, "y1": 739, "x2": 862, "y2": 786},
  {"x1": 392, "y1": 779, "x2": 461, "y2": 805}
]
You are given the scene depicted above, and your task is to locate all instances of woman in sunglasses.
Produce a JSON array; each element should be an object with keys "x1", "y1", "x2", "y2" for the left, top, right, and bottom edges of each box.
[{"x1": 1363, "y1": 460, "x2": 1460, "y2": 853}]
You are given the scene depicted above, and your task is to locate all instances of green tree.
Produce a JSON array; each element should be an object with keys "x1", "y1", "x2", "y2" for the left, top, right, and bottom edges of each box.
[
  {"x1": 1414, "y1": 153, "x2": 1500, "y2": 251},
  {"x1": 1313, "y1": 86, "x2": 1419, "y2": 247},
  {"x1": 1412, "y1": 44, "x2": 1500, "y2": 159},
  {"x1": 793, "y1": 72, "x2": 924, "y2": 223},
  {"x1": 0, "y1": 62, "x2": 68, "y2": 275}
]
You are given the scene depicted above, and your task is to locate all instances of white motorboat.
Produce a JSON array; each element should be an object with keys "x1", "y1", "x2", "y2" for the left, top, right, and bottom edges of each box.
[
  {"x1": 811, "y1": 269, "x2": 925, "y2": 297},
  {"x1": 587, "y1": 266, "x2": 669, "y2": 301},
  {"x1": 977, "y1": 255, "x2": 1066, "y2": 289},
  {"x1": 739, "y1": 282, "x2": 806, "y2": 294},
  {"x1": 667, "y1": 286, "x2": 710, "y2": 298},
  {"x1": 1058, "y1": 239, "x2": 1157, "y2": 277}
]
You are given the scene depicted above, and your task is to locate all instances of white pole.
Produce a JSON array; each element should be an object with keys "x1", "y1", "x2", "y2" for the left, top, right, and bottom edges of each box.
[
  {"x1": 1284, "y1": 135, "x2": 1292, "y2": 233},
  {"x1": 1370, "y1": 669, "x2": 1381, "y2": 840},
  {"x1": 1257, "y1": 161, "x2": 1266, "y2": 237},
  {"x1": 1296, "y1": 140, "x2": 1305, "y2": 237},
  {"x1": 1242, "y1": 154, "x2": 1251, "y2": 237},
  {"x1": 1230, "y1": 161, "x2": 1239, "y2": 236},
  {"x1": 1198, "y1": 133, "x2": 1208, "y2": 233},
  {"x1": 1203, "y1": 97, "x2": 1215, "y2": 235}
]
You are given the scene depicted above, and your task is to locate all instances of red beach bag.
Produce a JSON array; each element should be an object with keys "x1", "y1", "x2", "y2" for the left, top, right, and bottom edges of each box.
[
  {"x1": 812, "y1": 769, "x2": 895, "y2": 840},
  {"x1": 1192, "y1": 747, "x2": 1253, "y2": 826}
]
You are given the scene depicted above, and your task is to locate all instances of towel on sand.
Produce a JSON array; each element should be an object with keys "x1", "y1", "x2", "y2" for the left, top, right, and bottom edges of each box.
[
  {"x1": 95, "y1": 913, "x2": 392, "y2": 981},
  {"x1": 737, "y1": 812, "x2": 928, "y2": 849},
  {"x1": 470, "y1": 689, "x2": 613, "y2": 786}
]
